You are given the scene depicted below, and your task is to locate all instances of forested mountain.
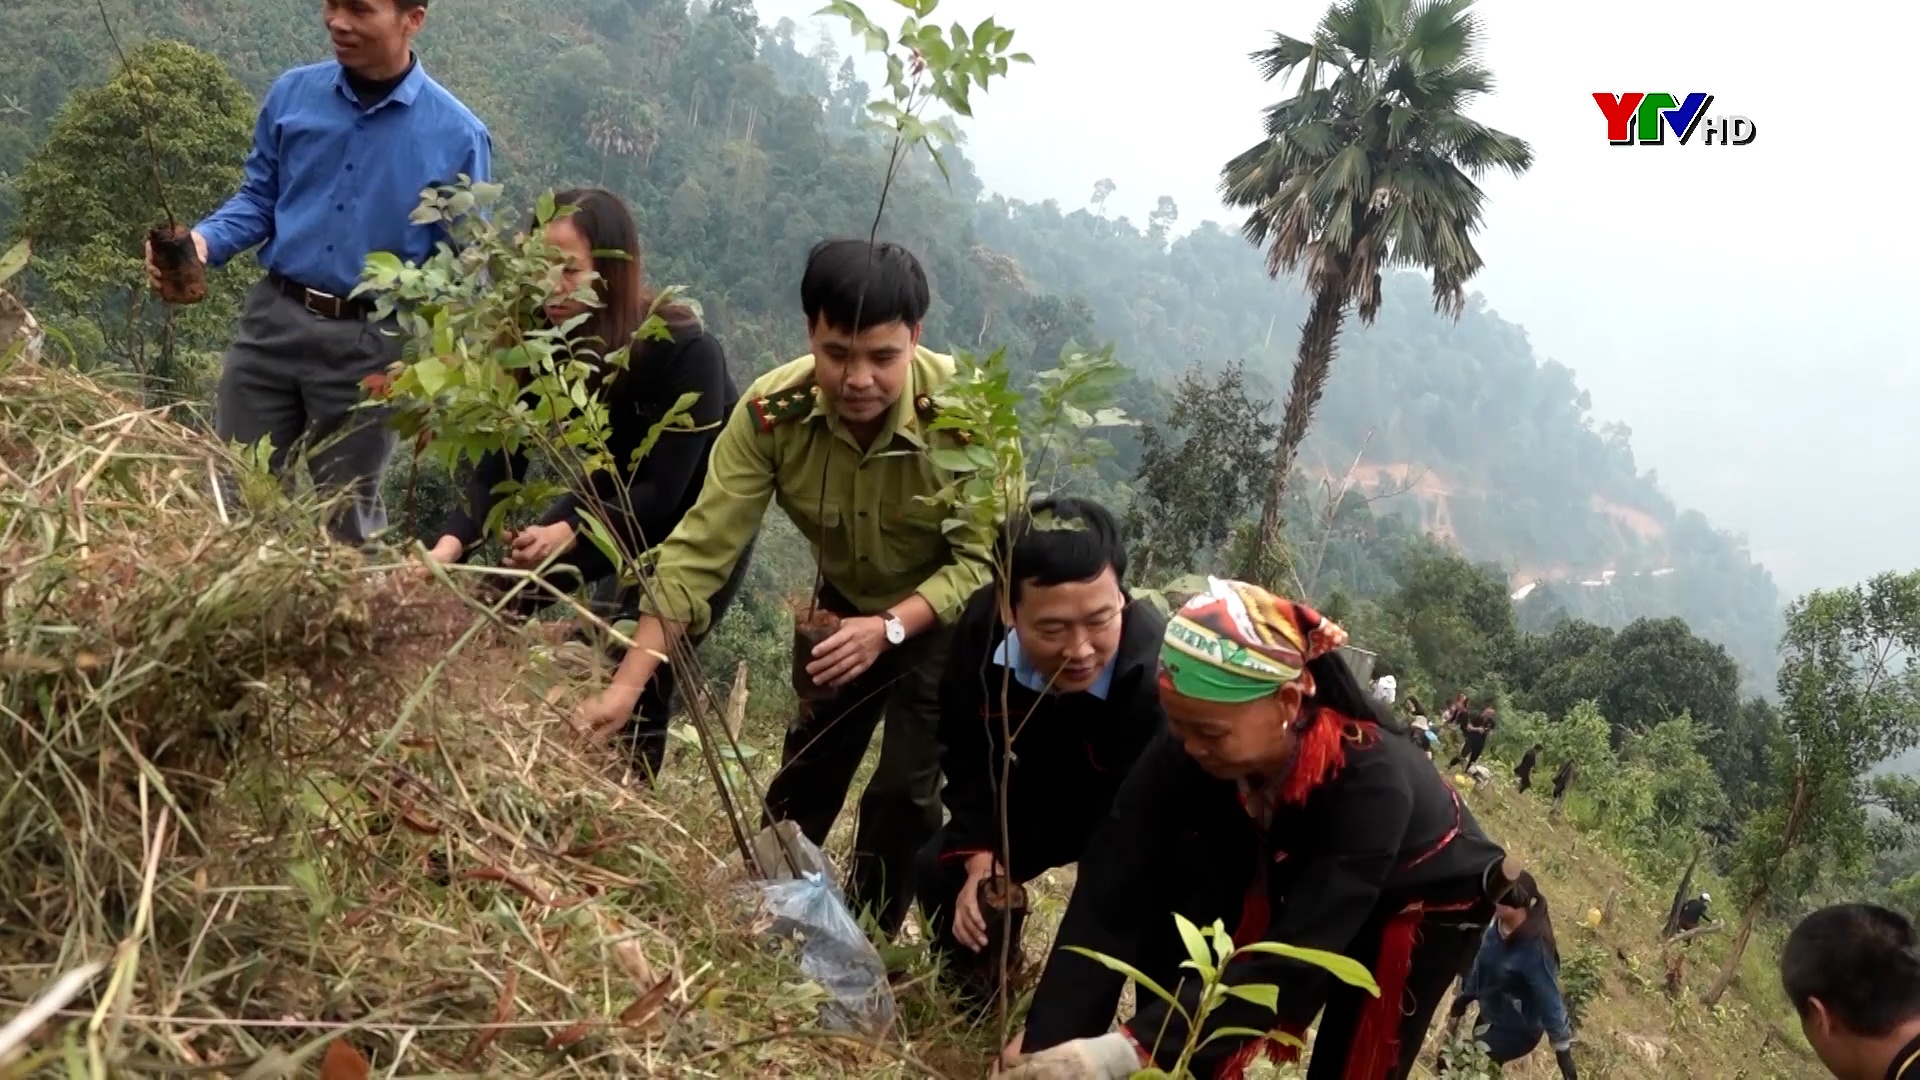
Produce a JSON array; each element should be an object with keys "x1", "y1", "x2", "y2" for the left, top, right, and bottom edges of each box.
[{"x1": 0, "y1": 0, "x2": 1782, "y2": 685}]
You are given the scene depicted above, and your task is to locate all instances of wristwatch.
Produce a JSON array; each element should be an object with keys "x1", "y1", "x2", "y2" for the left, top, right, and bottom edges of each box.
[{"x1": 881, "y1": 612, "x2": 907, "y2": 646}]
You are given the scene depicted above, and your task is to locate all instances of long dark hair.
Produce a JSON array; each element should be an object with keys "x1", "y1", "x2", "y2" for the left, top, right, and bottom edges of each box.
[
  {"x1": 1499, "y1": 870, "x2": 1560, "y2": 964},
  {"x1": 547, "y1": 187, "x2": 700, "y2": 378},
  {"x1": 1303, "y1": 651, "x2": 1404, "y2": 733}
]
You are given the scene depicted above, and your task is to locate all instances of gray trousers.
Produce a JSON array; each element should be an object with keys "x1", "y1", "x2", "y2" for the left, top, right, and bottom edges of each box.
[{"x1": 216, "y1": 279, "x2": 401, "y2": 545}]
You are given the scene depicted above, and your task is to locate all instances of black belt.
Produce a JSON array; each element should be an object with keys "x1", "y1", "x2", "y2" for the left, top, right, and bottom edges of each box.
[{"x1": 269, "y1": 272, "x2": 373, "y2": 321}]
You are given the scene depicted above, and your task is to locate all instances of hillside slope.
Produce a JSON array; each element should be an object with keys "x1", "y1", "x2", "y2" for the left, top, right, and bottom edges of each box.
[{"x1": 1431, "y1": 770, "x2": 1816, "y2": 1079}]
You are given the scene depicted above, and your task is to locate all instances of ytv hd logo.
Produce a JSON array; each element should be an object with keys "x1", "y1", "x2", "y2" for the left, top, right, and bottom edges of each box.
[{"x1": 1592, "y1": 93, "x2": 1756, "y2": 146}]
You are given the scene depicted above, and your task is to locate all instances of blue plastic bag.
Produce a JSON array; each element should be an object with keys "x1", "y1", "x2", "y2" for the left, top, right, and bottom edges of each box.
[{"x1": 739, "y1": 834, "x2": 896, "y2": 1036}]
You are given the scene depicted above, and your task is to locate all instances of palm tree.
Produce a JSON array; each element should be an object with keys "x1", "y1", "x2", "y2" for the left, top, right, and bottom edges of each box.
[{"x1": 1223, "y1": 0, "x2": 1531, "y2": 586}]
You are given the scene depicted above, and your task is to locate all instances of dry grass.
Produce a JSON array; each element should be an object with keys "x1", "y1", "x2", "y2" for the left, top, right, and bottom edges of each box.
[{"x1": 0, "y1": 354, "x2": 989, "y2": 1077}]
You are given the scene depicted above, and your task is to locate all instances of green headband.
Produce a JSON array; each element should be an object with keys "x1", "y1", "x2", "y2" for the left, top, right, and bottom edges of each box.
[{"x1": 1159, "y1": 648, "x2": 1285, "y2": 704}]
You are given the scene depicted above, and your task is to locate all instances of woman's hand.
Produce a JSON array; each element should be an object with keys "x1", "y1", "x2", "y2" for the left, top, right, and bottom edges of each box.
[
  {"x1": 504, "y1": 521, "x2": 576, "y2": 570},
  {"x1": 573, "y1": 685, "x2": 641, "y2": 741},
  {"x1": 425, "y1": 535, "x2": 465, "y2": 565},
  {"x1": 991, "y1": 1031, "x2": 1024, "y2": 1078},
  {"x1": 995, "y1": 1033, "x2": 1140, "y2": 1079}
]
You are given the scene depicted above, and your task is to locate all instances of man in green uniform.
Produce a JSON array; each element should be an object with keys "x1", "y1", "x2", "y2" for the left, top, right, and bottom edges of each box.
[{"x1": 575, "y1": 239, "x2": 994, "y2": 933}]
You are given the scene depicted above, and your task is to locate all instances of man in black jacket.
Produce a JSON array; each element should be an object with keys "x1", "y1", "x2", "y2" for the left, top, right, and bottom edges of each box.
[{"x1": 916, "y1": 497, "x2": 1165, "y2": 1006}]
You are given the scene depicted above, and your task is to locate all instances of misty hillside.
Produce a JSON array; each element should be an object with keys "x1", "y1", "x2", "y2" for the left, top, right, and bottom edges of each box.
[{"x1": 0, "y1": 0, "x2": 1782, "y2": 685}]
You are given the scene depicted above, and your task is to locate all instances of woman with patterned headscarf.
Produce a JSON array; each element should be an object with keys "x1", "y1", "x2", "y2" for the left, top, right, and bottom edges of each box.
[{"x1": 997, "y1": 578, "x2": 1519, "y2": 1080}]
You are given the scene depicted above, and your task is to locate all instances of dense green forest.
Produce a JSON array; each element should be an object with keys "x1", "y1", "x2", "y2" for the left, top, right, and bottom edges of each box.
[{"x1": 0, "y1": 0, "x2": 1782, "y2": 689}]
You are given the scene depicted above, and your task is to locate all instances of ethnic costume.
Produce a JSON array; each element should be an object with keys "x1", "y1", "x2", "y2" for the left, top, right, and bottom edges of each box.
[{"x1": 1016, "y1": 579, "x2": 1511, "y2": 1080}]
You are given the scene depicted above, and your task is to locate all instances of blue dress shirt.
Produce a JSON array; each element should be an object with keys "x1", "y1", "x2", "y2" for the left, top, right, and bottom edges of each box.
[
  {"x1": 992, "y1": 629, "x2": 1116, "y2": 699},
  {"x1": 196, "y1": 58, "x2": 491, "y2": 298}
]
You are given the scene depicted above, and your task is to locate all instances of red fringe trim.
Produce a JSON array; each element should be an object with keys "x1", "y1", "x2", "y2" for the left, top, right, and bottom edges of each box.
[
  {"x1": 1340, "y1": 904, "x2": 1424, "y2": 1080},
  {"x1": 1214, "y1": 904, "x2": 1428, "y2": 1080},
  {"x1": 1279, "y1": 712, "x2": 1353, "y2": 806},
  {"x1": 1217, "y1": 1023, "x2": 1307, "y2": 1079}
]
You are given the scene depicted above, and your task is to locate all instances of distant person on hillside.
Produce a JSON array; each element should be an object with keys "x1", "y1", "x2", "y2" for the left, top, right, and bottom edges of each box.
[
  {"x1": 1442, "y1": 872, "x2": 1578, "y2": 1079},
  {"x1": 1449, "y1": 706, "x2": 1497, "y2": 768},
  {"x1": 1372, "y1": 672, "x2": 1397, "y2": 705},
  {"x1": 419, "y1": 188, "x2": 747, "y2": 782},
  {"x1": 1444, "y1": 693, "x2": 1470, "y2": 727},
  {"x1": 1676, "y1": 892, "x2": 1710, "y2": 933},
  {"x1": 916, "y1": 498, "x2": 1164, "y2": 1010},
  {"x1": 1550, "y1": 759, "x2": 1577, "y2": 813},
  {"x1": 1410, "y1": 716, "x2": 1439, "y2": 761},
  {"x1": 148, "y1": 0, "x2": 491, "y2": 546},
  {"x1": 1515, "y1": 743, "x2": 1544, "y2": 793},
  {"x1": 1781, "y1": 903, "x2": 1920, "y2": 1080}
]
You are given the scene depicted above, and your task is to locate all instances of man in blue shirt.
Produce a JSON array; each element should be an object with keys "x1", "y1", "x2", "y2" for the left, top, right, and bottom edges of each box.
[
  {"x1": 147, "y1": 0, "x2": 490, "y2": 545},
  {"x1": 916, "y1": 497, "x2": 1166, "y2": 1008}
]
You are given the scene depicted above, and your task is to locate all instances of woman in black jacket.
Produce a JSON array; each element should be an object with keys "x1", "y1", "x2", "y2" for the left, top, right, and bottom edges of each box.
[
  {"x1": 1000, "y1": 578, "x2": 1516, "y2": 1080},
  {"x1": 423, "y1": 187, "x2": 750, "y2": 779}
]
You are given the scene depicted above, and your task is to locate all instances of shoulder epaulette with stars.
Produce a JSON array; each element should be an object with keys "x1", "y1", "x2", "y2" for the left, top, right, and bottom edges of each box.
[
  {"x1": 914, "y1": 392, "x2": 972, "y2": 444},
  {"x1": 750, "y1": 380, "x2": 818, "y2": 432}
]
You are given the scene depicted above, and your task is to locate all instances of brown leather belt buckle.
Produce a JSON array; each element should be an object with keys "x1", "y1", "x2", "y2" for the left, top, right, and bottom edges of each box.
[{"x1": 302, "y1": 287, "x2": 346, "y2": 320}]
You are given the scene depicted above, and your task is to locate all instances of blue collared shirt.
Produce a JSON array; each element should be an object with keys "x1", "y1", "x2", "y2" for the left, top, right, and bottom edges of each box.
[
  {"x1": 196, "y1": 59, "x2": 491, "y2": 297},
  {"x1": 991, "y1": 629, "x2": 1116, "y2": 699}
]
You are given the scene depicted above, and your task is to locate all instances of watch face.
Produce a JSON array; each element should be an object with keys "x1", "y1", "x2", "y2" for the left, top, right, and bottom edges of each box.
[{"x1": 885, "y1": 618, "x2": 906, "y2": 644}]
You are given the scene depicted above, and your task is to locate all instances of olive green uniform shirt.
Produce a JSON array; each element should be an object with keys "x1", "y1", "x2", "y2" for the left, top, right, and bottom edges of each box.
[{"x1": 641, "y1": 346, "x2": 994, "y2": 635}]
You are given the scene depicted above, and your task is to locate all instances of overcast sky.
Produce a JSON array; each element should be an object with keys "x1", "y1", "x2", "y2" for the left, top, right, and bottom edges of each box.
[{"x1": 757, "y1": 0, "x2": 1920, "y2": 597}]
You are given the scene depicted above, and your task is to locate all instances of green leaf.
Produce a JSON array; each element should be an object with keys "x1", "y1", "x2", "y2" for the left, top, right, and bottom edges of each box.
[
  {"x1": 412, "y1": 355, "x2": 450, "y2": 396},
  {"x1": 1202, "y1": 1027, "x2": 1304, "y2": 1049},
  {"x1": 580, "y1": 512, "x2": 626, "y2": 571},
  {"x1": 1223, "y1": 983, "x2": 1279, "y2": 1011},
  {"x1": 1061, "y1": 947, "x2": 1184, "y2": 1015},
  {"x1": 364, "y1": 251, "x2": 403, "y2": 278},
  {"x1": 287, "y1": 859, "x2": 330, "y2": 917},
  {"x1": 0, "y1": 236, "x2": 29, "y2": 285},
  {"x1": 1175, "y1": 913, "x2": 1215, "y2": 982},
  {"x1": 1211, "y1": 918, "x2": 1235, "y2": 968},
  {"x1": 632, "y1": 390, "x2": 702, "y2": 466},
  {"x1": 536, "y1": 189, "x2": 558, "y2": 224},
  {"x1": 928, "y1": 447, "x2": 977, "y2": 473},
  {"x1": 1236, "y1": 941, "x2": 1381, "y2": 995}
]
